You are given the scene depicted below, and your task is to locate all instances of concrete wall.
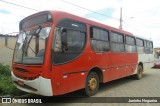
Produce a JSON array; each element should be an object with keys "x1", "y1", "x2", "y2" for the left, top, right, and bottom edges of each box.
[{"x1": 0, "y1": 36, "x2": 17, "y2": 65}]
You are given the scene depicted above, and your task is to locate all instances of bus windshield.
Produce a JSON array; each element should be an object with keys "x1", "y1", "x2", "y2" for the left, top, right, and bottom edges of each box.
[{"x1": 13, "y1": 26, "x2": 51, "y2": 64}]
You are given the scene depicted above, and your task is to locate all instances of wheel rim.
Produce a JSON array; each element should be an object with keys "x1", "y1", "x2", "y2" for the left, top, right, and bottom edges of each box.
[{"x1": 88, "y1": 77, "x2": 97, "y2": 91}]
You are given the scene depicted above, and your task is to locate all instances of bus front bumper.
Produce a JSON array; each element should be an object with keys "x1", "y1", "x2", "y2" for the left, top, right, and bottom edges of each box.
[{"x1": 11, "y1": 71, "x2": 53, "y2": 96}]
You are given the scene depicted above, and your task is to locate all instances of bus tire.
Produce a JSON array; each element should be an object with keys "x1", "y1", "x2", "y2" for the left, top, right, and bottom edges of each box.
[
  {"x1": 84, "y1": 71, "x2": 99, "y2": 96},
  {"x1": 135, "y1": 65, "x2": 143, "y2": 80}
]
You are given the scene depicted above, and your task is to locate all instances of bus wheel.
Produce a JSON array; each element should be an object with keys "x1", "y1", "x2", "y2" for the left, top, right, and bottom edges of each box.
[
  {"x1": 84, "y1": 71, "x2": 99, "y2": 96},
  {"x1": 135, "y1": 65, "x2": 143, "y2": 80}
]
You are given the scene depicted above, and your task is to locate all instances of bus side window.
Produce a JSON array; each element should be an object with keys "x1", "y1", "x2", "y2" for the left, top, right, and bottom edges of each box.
[
  {"x1": 54, "y1": 28, "x2": 62, "y2": 52},
  {"x1": 136, "y1": 38, "x2": 144, "y2": 53},
  {"x1": 150, "y1": 41, "x2": 153, "y2": 53},
  {"x1": 125, "y1": 36, "x2": 136, "y2": 53},
  {"x1": 52, "y1": 26, "x2": 86, "y2": 64},
  {"x1": 61, "y1": 29, "x2": 68, "y2": 52},
  {"x1": 90, "y1": 27, "x2": 110, "y2": 52},
  {"x1": 111, "y1": 32, "x2": 124, "y2": 52}
]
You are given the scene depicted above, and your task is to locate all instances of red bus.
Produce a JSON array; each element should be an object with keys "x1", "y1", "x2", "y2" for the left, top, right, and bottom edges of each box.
[{"x1": 11, "y1": 11, "x2": 154, "y2": 96}]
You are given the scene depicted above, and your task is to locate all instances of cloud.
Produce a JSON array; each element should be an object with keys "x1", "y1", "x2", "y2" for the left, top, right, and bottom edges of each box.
[
  {"x1": 0, "y1": 9, "x2": 11, "y2": 14},
  {"x1": 84, "y1": 7, "x2": 115, "y2": 21}
]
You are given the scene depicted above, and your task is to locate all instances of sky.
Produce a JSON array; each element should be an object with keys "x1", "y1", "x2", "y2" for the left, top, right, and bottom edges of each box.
[{"x1": 0, "y1": 0, "x2": 160, "y2": 47}]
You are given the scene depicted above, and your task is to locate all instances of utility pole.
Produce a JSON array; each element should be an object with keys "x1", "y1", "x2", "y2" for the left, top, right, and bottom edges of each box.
[{"x1": 119, "y1": 7, "x2": 123, "y2": 29}]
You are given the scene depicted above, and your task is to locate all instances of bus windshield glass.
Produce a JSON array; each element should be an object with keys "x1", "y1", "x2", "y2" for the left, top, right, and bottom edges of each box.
[{"x1": 13, "y1": 26, "x2": 51, "y2": 64}]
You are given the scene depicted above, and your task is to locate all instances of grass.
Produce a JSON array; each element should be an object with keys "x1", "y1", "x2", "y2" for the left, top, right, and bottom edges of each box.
[{"x1": 0, "y1": 63, "x2": 26, "y2": 96}]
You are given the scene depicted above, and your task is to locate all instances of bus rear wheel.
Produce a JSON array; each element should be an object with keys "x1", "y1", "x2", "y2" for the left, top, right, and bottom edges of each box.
[
  {"x1": 135, "y1": 65, "x2": 143, "y2": 80},
  {"x1": 84, "y1": 71, "x2": 99, "y2": 96}
]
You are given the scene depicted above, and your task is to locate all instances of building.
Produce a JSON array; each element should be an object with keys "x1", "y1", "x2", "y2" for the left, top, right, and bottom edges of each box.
[{"x1": 154, "y1": 48, "x2": 160, "y2": 59}]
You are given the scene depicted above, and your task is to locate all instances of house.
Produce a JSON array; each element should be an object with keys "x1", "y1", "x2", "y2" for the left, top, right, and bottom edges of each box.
[{"x1": 154, "y1": 48, "x2": 160, "y2": 59}]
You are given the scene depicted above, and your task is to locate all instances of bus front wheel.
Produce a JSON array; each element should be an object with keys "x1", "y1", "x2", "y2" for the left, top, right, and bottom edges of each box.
[{"x1": 84, "y1": 71, "x2": 99, "y2": 96}]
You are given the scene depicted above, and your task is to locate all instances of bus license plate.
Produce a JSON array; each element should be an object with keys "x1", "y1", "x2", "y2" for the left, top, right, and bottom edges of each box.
[{"x1": 18, "y1": 80, "x2": 24, "y2": 86}]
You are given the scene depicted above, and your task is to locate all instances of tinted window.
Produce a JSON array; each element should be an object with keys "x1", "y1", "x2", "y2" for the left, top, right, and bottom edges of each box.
[
  {"x1": 144, "y1": 41, "x2": 150, "y2": 53},
  {"x1": 52, "y1": 21, "x2": 86, "y2": 64},
  {"x1": 136, "y1": 38, "x2": 144, "y2": 53},
  {"x1": 91, "y1": 40, "x2": 110, "y2": 52},
  {"x1": 125, "y1": 36, "x2": 136, "y2": 53},
  {"x1": 137, "y1": 47, "x2": 144, "y2": 53},
  {"x1": 111, "y1": 32, "x2": 124, "y2": 52},
  {"x1": 150, "y1": 42, "x2": 153, "y2": 53},
  {"x1": 67, "y1": 30, "x2": 85, "y2": 51},
  {"x1": 91, "y1": 28, "x2": 108, "y2": 41},
  {"x1": 112, "y1": 43, "x2": 125, "y2": 52},
  {"x1": 90, "y1": 27, "x2": 110, "y2": 52},
  {"x1": 147, "y1": 41, "x2": 150, "y2": 47},
  {"x1": 125, "y1": 45, "x2": 137, "y2": 53},
  {"x1": 136, "y1": 38, "x2": 144, "y2": 47},
  {"x1": 111, "y1": 32, "x2": 123, "y2": 43},
  {"x1": 126, "y1": 36, "x2": 135, "y2": 45},
  {"x1": 144, "y1": 40, "x2": 147, "y2": 47}
]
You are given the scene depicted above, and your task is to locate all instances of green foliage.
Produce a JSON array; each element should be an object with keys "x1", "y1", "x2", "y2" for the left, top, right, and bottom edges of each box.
[
  {"x1": 0, "y1": 63, "x2": 10, "y2": 76},
  {"x1": 0, "y1": 63, "x2": 26, "y2": 96}
]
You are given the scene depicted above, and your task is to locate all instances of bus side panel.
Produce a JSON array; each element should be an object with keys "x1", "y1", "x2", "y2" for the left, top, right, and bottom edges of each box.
[
  {"x1": 51, "y1": 65, "x2": 86, "y2": 95},
  {"x1": 51, "y1": 51, "x2": 91, "y2": 95},
  {"x1": 50, "y1": 66, "x2": 63, "y2": 95},
  {"x1": 51, "y1": 66, "x2": 86, "y2": 96},
  {"x1": 61, "y1": 71, "x2": 87, "y2": 94},
  {"x1": 103, "y1": 53, "x2": 138, "y2": 82},
  {"x1": 87, "y1": 52, "x2": 113, "y2": 83},
  {"x1": 132, "y1": 53, "x2": 154, "y2": 75},
  {"x1": 124, "y1": 53, "x2": 138, "y2": 75}
]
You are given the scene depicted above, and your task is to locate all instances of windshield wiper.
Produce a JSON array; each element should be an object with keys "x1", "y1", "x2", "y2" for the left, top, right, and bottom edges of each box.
[
  {"x1": 28, "y1": 45, "x2": 36, "y2": 55},
  {"x1": 21, "y1": 26, "x2": 42, "y2": 62}
]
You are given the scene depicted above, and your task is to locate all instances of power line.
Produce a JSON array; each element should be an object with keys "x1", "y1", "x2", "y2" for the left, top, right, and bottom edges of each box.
[
  {"x1": 0, "y1": 0, "x2": 39, "y2": 11},
  {"x1": 61, "y1": 0, "x2": 119, "y2": 21},
  {"x1": 123, "y1": 21, "x2": 148, "y2": 35},
  {"x1": 134, "y1": 5, "x2": 160, "y2": 16}
]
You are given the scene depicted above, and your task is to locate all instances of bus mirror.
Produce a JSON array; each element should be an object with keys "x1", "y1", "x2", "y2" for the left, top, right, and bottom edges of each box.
[{"x1": 54, "y1": 28, "x2": 62, "y2": 52}]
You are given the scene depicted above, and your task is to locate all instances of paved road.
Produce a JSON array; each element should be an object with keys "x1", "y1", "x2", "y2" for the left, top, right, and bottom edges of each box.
[
  {"x1": 1, "y1": 68, "x2": 160, "y2": 106},
  {"x1": 51, "y1": 68, "x2": 160, "y2": 106}
]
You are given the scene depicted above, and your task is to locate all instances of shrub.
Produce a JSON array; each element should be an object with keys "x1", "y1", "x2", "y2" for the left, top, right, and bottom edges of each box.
[{"x1": 0, "y1": 63, "x2": 26, "y2": 96}]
